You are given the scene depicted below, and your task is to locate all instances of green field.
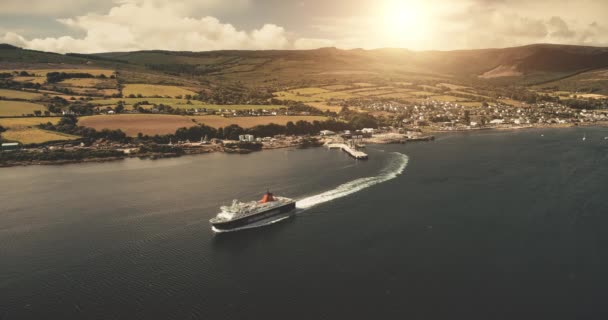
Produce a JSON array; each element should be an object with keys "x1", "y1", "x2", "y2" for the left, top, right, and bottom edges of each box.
[{"x1": 0, "y1": 101, "x2": 46, "y2": 116}]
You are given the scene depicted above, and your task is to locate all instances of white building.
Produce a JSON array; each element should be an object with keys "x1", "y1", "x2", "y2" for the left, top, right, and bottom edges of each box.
[
  {"x1": 361, "y1": 128, "x2": 376, "y2": 134},
  {"x1": 320, "y1": 130, "x2": 336, "y2": 136},
  {"x1": 239, "y1": 134, "x2": 255, "y2": 142}
]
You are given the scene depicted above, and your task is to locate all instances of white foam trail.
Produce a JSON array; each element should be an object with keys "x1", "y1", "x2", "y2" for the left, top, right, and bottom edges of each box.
[{"x1": 296, "y1": 152, "x2": 409, "y2": 210}]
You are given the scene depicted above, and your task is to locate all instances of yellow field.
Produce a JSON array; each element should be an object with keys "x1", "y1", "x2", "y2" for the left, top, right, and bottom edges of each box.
[
  {"x1": 12, "y1": 76, "x2": 46, "y2": 84},
  {"x1": 308, "y1": 102, "x2": 343, "y2": 113},
  {"x1": 1, "y1": 128, "x2": 79, "y2": 144},
  {"x1": 459, "y1": 102, "x2": 484, "y2": 107},
  {"x1": 0, "y1": 89, "x2": 43, "y2": 100},
  {"x1": 191, "y1": 115, "x2": 329, "y2": 129},
  {"x1": 432, "y1": 95, "x2": 463, "y2": 102},
  {"x1": 123, "y1": 84, "x2": 197, "y2": 97},
  {"x1": 60, "y1": 78, "x2": 115, "y2": 88},
  {"x1": 0, "y1": 101, "x2": 46, "y2": 116},
  {"x1": 355, "y1": 90, "x2": 395, "y2": 97},
  {"x1": 579, "y1": 93, "x2": 607, "y2": 99},
  {"x1": 272, "y1": 91, "x2": 320, "y2": 102},
  {"x1": 0, "y1": 117, "x2": 61, "y2": 129},
  {"x1": 409, "y1": 91, "x2": 437, "y2": 97},
  {"x1": 322, "y1": 85, "x2": 351, "y2": 90},
  {"x1": 288, "y1": 87, "x2": 330, "y2": 95},
  {"x1": 377, "y1": 93, "x2": 413, "y2": 99},
  {"x1": 439, "y1": 83, "x2": 469, "y2": 90},
  {"x1": 79, "y1": 114, "x2": 197, "y2": 136}
]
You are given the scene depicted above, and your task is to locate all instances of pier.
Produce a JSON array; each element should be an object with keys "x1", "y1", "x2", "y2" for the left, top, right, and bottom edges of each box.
[{"x1": 326, "y1": 143, "x2": 368, "y2": 160}]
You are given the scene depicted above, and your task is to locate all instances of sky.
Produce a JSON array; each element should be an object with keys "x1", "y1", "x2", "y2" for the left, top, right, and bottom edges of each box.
[{"x1": 1, "y1": 0, "x2": 607, "y2": 53}]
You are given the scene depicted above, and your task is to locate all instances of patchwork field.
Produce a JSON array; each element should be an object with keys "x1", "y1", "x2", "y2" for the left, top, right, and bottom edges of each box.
[
  {"x1": 89, "y1": 98, "x2": 285, "y2": 111},
  {"x1": 191, "y1": 115, "x2": 329, "y2": 129},
  {"x1": 122, "y1": 84, "x2": 198, "y2": 97},
  {"x1": 0, "y1": 101, "x2": 46, "y2": 116},
  {"x1": 79, "y1": 114, "x2": 197, "y2": 136},
  {"x1": 0, "y1": 89, "x2": 43, "y2": 100}
]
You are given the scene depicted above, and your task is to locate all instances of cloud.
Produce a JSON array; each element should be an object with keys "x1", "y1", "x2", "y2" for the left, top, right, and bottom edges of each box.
[
  {"x1": 0, "y1": 0, "x2": 112, "y2": 16},
  {"x1": 548, "y1": 16, "x2": 575, "y2": 38},
  {"x1": 1, "y1": 1, "x2": 289, "y2": 53}
]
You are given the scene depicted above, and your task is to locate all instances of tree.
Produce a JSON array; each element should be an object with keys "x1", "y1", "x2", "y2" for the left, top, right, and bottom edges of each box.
[
  {"x1": 115, "y1": 101, "x2": 125, "y2": 113},
  {"x1": 0, "y1": 125, "x2": 6, "y2": 133},
  {"x1": 463, "y1": 110, "x2": 471, "y2": 125},
  {"x1": 222, "y1": 124, "x2": 245, "y2": 140},
  {"x1": 34, "y1": 110, "x2": 42, "y2": 117}
]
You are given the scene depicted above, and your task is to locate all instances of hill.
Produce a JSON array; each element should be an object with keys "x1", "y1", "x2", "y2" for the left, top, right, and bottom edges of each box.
[{"x1": 2, "y1": 43, "x2": 608, "y2": 88}]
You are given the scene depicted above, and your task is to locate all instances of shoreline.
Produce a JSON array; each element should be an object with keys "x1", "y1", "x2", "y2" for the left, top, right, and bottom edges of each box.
[
  {"x1": 423, "y1": 121, "x2": 608, "y2": 134},
  {"x1": 2, "y1": 123, "x2": 607, "y2": 168}
]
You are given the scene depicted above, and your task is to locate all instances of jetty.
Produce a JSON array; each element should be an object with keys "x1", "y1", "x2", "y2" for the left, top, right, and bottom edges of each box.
[{"x1": 326, "y1": 143, "x2": 368, "y2": 160}]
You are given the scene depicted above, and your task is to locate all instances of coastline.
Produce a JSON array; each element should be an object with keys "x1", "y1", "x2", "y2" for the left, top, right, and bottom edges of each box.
[{"x1": 2, "y1": 123, "x2": 607, "y2": 168}]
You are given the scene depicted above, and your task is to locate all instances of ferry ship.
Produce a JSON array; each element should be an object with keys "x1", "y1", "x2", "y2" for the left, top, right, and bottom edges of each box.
[{"x1": 210, "y1": 191, "x2": 296, "y2": 232}]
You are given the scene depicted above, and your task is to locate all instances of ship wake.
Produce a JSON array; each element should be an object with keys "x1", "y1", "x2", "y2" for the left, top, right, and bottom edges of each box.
[{"x1": 296, "y1": 152, "x2": 409, "y2": 210}]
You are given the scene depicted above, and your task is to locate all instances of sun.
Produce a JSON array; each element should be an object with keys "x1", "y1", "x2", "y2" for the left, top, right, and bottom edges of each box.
[{"x1": 380, "y1": 0, "x2": 428, "y2": 44}]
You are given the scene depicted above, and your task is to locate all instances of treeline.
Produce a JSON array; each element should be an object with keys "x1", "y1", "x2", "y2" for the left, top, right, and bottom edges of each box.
[
  {"x1": 561, "y1": 98, "x2": 608, "y2": 110},
  {"x1": 164, "y1": 119, "x2": 356, "y2": 143},
  {"x1": 198, "y1": 85, "x2": 274, "y2": 105},
  {"x1": 0, "y1": 149, "x2": 124, "y2": 162},
  {"x1": 46, "y1": 72, "x2": 113, "y2": 83}
]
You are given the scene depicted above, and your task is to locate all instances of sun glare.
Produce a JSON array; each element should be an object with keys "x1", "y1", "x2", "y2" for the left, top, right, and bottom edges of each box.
[{"x1": 380, "y1": 0, "x2": 428, "y2": 45}]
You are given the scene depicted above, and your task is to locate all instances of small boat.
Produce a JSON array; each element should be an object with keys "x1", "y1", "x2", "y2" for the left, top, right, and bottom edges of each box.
[{"x1": 583, "y1": 134, "x2": 586, "y2": 141}]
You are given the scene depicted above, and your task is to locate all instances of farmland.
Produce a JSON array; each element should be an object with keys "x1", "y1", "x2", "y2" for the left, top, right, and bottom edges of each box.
[
  {"x1": 191, "y1": 115, "x2": 329, "y2": 129},
  {"x1": 0, "y1": 101, "x2": 47, "y2": 116},
  {"x1": 0, "y1": 89, "x2": 43, "y2": 100},
  {"x1": 0, "y1": 117, "x2": 61, "y2": 128},
  {"x1": 0, "y1": 117, "x2": 76, "y2": 144},
  {"x1": 59, "y1": 78, "x2": 115, "y2": 88},
  {"x1": 1, "y1": 128, "x2": 79, "y2": 144},
  {"x1": 122, "y1": 84, "x2": 198, "y2": 97},
  {"x1": 79, "y1": 114, "x2": 198, "y2": 136}
]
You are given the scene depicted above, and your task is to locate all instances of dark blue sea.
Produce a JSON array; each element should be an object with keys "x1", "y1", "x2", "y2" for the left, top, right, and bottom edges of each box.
[{"x1": 1, "y1": 126, "x2": 608, "y2": 319}]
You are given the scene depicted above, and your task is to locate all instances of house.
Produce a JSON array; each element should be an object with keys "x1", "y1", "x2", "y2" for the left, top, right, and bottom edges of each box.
[
  {"x1": 320, "y1": 130, "x2": 336, "y2": 136},
  {"x1": 361, "y1": 128, "x2": 376, "y2": 134},
  {"x1": 239, "y1": 134, "x2": 255, "y2": 142},
  {"x1": 1, "y1": 142, "x2": 20, "y2": 151}
]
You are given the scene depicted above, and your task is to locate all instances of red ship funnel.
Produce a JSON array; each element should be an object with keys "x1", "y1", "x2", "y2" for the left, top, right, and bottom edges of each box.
[{"x1": 260, "y1": 191, "x2": 275, "y2": 203}]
